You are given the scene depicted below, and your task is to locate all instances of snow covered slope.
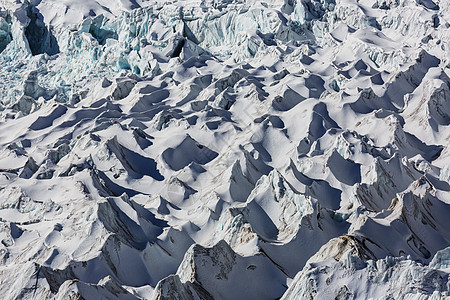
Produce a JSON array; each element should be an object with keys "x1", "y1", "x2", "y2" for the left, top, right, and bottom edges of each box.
[{"x1": 0, "y1": 0, "x2": 449, "y2": 299}]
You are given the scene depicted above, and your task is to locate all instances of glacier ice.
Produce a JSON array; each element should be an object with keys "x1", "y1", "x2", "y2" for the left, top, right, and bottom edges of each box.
[{"x1": 0, "y1": 0, "x2": 449, "y2": 299}]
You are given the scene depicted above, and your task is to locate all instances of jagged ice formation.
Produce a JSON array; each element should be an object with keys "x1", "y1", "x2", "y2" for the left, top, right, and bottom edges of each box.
[{"x1": 0, "y1": 0, "x2": 450, "y2": 299}]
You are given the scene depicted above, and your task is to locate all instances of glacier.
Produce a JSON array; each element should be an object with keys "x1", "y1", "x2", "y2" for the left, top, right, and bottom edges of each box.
[{"x1": 0, "y1": 0, "x2": 449, "y2": 299}]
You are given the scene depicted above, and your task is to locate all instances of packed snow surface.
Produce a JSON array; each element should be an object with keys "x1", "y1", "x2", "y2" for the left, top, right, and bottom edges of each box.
[{"x1": 0, "y1": 0, "x2": 450, "y2": 299}]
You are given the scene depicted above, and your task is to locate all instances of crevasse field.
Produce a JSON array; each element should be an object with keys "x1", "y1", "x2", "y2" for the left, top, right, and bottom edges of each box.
[{"x1": 0, "y1": 0, "x2": 449, "y2": 299}]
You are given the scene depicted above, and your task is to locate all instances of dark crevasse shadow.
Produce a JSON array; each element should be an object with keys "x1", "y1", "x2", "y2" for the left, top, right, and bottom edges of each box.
[
  {"x1": 304, "y1": 74, "x2": 325, "y2": 98},
  {"x1": 29, "y1": 105, "x2": 67, "y2": 131},
  {"x1": 0, "y1": 12, "x2": 12, "y2": 53},
  {"x1": 417, "y1": 0, "x2": 439, "y2": 10},
  {"x1": 25, "y1": 4, "x2": 59, "y2": 56},
  {"x1": 244, "y1": 200, "x2": 280, "y2": 241},
  {"x1": 327, "y1": 150, "x2": 361, "y2": 186},
  {"x1": 107, "y1": 138, "x2": 164, "y2": 181},
  {"x1": 162, "y1": 136, "x2": 218, "y2": 171},
  {"x1": 93, "y1": 168, "x2": 140, "y2": 197}
]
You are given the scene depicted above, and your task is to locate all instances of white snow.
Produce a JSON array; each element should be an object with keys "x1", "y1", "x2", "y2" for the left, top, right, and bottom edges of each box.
[{"x1": 0, "y1": 0, "x2": 449, "y2": 299}]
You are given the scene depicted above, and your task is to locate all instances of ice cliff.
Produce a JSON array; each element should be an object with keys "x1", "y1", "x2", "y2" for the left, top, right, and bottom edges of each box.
[{"x1": 0, "y1": 0, "x2": 449, "y2": 299}]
